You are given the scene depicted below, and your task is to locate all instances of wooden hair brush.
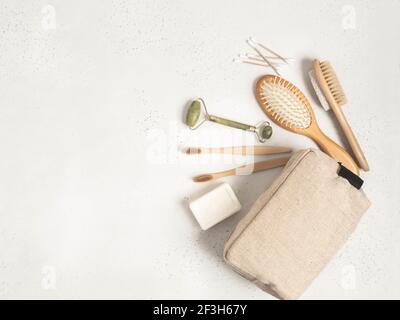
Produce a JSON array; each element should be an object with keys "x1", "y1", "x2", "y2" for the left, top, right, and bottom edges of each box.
[{"x1": 255, "y1": 75, "x2": 360, "y2": 175}]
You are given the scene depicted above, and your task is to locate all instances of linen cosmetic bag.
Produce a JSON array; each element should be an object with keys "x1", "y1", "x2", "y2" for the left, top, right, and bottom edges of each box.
[{"x1": 224, "y1": 148, "x2": 370, "y2": 300}]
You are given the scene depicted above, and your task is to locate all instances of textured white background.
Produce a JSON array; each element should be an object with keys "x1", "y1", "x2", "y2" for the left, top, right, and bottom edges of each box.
[{"x1": 0, "y1": 0, "x2": 399, "y2": 299}]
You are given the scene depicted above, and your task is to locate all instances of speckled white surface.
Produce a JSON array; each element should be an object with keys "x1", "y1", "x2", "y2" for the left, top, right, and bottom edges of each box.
[{"x1": 0, "y1": 0, "x2": 399, "y2": 299}]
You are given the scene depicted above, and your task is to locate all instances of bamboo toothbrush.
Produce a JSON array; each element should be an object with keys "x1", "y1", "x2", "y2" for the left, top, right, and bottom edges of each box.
[
  {"x1": 309, "y1": 59, "x2": 369, "y2": 171},
  {"x1": 193, "y1": 156, "x2": 290, "y2": 182},
  {"x1": 184, "y1": 145, "x2": 292, "y2": 155}
]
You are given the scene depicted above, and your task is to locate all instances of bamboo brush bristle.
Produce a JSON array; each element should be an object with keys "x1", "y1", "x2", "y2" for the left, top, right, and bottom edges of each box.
[
  {"x1": 193, "y1": 174, "x2": 213, "y2": 182},
  {"x1": 319, "y1": 61, "x2": 348, "y2": 107},
  {"x1": 184, "y1": 147, "x2": 202, "y2": 155}
]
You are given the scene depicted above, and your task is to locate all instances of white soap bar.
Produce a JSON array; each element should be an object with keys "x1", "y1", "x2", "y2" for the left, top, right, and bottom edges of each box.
[{"x1": 189, "y1": 183, "x2": 242, "y2": 230}]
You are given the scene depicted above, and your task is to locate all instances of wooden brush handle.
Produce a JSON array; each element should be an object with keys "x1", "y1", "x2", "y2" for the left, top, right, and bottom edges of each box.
[
  {"x1": 194, "y1": 156, "x2": 290, "y2": 182},
  {"x1": 225, "y1": 156, "x2": 290, "y2": 177},
  {"x1": 250, "y1": 157, "x2": 290, "y2": 172},
  {"x1": 330, "y1": 104, "x2": 370, "y2": 172},
  {"x1": 232, "y1": 146, "x2": 291, "y2": 155},
  {"x1": 311, "y1": 129, "x2": 360, "y2": 175}
]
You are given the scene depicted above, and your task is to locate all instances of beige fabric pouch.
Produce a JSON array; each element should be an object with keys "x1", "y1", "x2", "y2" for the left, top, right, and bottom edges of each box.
[{"x1": 224, "y1": 148, "x2": 370, "y2": 300}]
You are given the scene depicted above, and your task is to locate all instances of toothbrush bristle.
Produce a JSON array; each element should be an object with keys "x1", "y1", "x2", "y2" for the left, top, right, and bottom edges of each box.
[
  {"x1": 319, "y1": 61, "x2": 348, "y2": 106},
  {"x1": 184, "y1": 147, "x2": 201, "y2": 155},
  {"x1": 193, "y1": 174, "x2": 213, "y2": 182}
]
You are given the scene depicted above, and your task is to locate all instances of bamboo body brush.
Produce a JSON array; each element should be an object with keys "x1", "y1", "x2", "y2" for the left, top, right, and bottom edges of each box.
[
  {"x1": 309, "y1": 59, "x2": 369, "y2": 171},
  {"x1": 255, "y1": 75, "x2": 360, "y2": 175}
]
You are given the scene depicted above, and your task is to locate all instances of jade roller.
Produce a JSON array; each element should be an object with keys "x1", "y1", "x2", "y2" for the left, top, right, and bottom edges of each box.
[{"x1": 185, "y1": 98, "x2": 273, "y2": 142}]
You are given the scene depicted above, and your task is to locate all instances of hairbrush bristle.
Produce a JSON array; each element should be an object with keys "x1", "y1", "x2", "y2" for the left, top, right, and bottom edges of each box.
[
  {"x1": 319, "y1": 61, "x2": 347, "y2": 106},
  {"x1": 257, "y1": 76, "x2": 312, "y2": 130}
]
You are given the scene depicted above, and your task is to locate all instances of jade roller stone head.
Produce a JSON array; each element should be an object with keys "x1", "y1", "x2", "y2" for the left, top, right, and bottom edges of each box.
[
  {"x1": 186, "y1": 100, "x2": 202, "y2": 129},
  {"x1": 184, "y1": 98, "x2": 272, "y2": 142}
]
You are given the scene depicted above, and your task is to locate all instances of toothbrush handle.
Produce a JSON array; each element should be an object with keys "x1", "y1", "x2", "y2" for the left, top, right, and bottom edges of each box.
[
  {"x1": 191, "y1": 146, "x2": 292, "y2": 155},
  {"x1": 248, "y1": 157, "x2": 290, "y2": 173},
  {"x1": 220, "y1": 156, "x2": 290, "y2": 177},
  {"x1": 208, "y1": 115, "x2": 254, "y2": 131}
]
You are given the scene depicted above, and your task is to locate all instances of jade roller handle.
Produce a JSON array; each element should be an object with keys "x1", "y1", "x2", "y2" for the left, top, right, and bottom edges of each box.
[{"x1": 208, "y1": 115, "x2": 254, "y2": 131}]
